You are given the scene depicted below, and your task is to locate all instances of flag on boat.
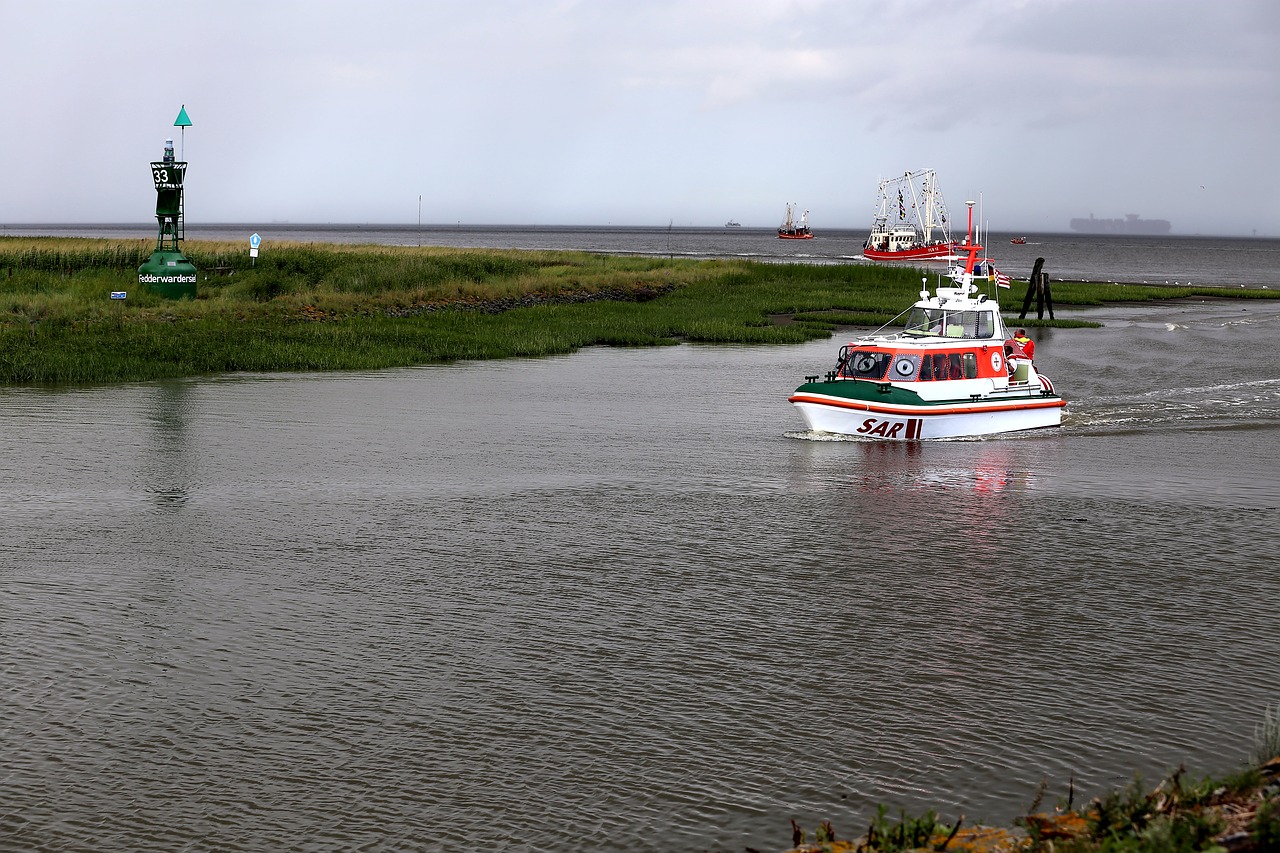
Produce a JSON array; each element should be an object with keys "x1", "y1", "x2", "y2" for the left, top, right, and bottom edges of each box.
[{"x1": 989, "y1": 267, "x2": 1012, "y2": 288}]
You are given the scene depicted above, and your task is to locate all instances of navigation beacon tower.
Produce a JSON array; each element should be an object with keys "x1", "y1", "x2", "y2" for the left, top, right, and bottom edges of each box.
[{"x1": 137, "y1": 106, "x2": 197, "y2": 299}]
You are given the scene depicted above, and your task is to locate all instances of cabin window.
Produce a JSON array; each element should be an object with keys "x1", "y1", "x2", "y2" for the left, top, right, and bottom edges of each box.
[
  {"x1": 961, "y1": 352, "x2": 978, "y2": 379},
  {"x1": 920, "y1": 353, "x2": 963, "y2": 381},
  {"x1": 891, "y1": 354, "x2": 919, "y2": 380},
  {"x1": 904, "y1": 308, "x2": 932, "y2": 334},
  {"x1": 975, "y1": 311, "x2": 994, "y2": 338},
  {"x1": 837, "y1": 347, "x2": 891, "y2": 379},
  {"x1": 903, "y1": 308, "x2": 996, "y2": 339},
  {"x1": 920, "y1": 355, "x2": 939, "y2": 381}
]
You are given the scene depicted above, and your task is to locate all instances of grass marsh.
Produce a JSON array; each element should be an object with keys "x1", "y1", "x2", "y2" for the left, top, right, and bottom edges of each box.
[{"x1": 3, "y1": 237, "x2": 1274, "y2": 385}]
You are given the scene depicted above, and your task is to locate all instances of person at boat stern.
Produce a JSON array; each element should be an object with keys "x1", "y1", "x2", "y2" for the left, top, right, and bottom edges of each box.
[{"x1": 1014, "y1": 329, "x2": 1036, "y2": 359}]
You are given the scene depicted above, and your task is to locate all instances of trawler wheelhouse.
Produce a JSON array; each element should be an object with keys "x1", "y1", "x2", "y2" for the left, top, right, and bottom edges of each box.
[{"x1": 867, "y1": 226, "x2": 924, "y2": 253}]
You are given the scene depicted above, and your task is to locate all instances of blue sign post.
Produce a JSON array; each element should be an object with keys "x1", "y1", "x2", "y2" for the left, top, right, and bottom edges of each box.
[
  {"x1": 250, "y1": 232, "x2": 261, "y2": 266},
  {"x1": 110, "y1": 290, "x2": 127, "y2": 328}
]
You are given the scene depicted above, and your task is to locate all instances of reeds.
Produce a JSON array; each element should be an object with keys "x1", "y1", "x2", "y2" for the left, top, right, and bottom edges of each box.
[
  {"x1": 3, "y1": 236, "x2": 1274, "y2": 385},
  {"x1": 785, "y1": 703, "x2": 1280, "y2": 853}
]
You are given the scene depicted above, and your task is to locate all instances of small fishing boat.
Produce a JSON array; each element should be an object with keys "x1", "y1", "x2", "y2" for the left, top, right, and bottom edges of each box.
[
  {"x1": 777, "y1": 203, "x2": 814, "y2": 240},
  {"x1": 862, "y1": 169, "x2": 957, "y2": 261},
  {"x1": 725, "y1": 220, "x2": 741, "y2": 227},
  {"x1": 790, "y1": 204, "x2": 1064, "y2": 440},
  {"x1": 1010, "y1": 236, "x2": 1027, "y2": 244}
]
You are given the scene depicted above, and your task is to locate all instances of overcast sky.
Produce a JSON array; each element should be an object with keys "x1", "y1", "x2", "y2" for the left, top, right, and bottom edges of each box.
[{"x1": 3, "y1": 0, "x2": 1277, "y2": 235}]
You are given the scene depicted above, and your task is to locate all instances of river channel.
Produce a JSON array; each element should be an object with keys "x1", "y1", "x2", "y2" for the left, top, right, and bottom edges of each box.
[{"x1": 3, "y1": 298, "x2": 1278, "y2": 852}]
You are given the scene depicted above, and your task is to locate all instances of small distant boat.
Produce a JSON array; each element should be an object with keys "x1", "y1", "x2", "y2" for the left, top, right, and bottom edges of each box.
[
  {"x1": 725, "y1": 220, "x2": 741, "y2": 227},
  {"x1": 777, "y1": 203, "x2": 814, "y2": 240},
  {"x1": 863, "y1": 169, "x2": 957, "y2": 261},
  {"x1": 1010, "y1": 236, "x2": 1027, "y2": 244}
]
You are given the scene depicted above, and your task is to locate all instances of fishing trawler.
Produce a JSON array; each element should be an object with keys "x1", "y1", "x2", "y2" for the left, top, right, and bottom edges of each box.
[
  {"x1": 862, "y1": 169, "x2": 957, "y2": 261},
  {"x1": 777, "y1": 203, "x2": 814, "y2": 239},
  {"x1": 791, "y1": 202, "x2": 1064, "y2": 440}
]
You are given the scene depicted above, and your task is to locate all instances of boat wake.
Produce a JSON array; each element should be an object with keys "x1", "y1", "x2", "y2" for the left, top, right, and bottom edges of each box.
[
  {"x1": 785, "y1": 429, "x2": 867, "y2": 442},
  {"x1": 1063, "y1": 378, "x2": 1280, "y2": 434}
]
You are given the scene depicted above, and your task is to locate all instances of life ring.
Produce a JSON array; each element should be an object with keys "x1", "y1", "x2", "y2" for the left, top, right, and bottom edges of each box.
[
  {"x1": 853, "y1": 354, "x2": 877, "y2": 373},
  {"x1": 894, "y1": 357, "x2": 915, "y2": 377}
]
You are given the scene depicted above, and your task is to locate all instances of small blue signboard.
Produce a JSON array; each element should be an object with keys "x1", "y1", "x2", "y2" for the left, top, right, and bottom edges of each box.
[
  {"x1": 250, "y1": 233, "x2": 262, "y2": 249},
  {"x1": 110, "y1": 291, "x2": 127, "y2": 300}
]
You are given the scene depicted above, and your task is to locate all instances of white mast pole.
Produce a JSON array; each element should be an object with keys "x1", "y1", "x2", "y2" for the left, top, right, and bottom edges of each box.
[{"x1": 923, "y1": 170, "x2": 935, "y2": 241}]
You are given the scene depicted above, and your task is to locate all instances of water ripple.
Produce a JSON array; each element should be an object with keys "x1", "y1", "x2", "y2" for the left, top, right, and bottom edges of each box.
[{"x1": 4, "y1": 322, "x2": 1280, "y2": 851}]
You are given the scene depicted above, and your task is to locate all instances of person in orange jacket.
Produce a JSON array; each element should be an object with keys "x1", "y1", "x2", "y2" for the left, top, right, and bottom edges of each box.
[{"x1": 1014, "y1": 328, "x2": 1036, "y2": 359}]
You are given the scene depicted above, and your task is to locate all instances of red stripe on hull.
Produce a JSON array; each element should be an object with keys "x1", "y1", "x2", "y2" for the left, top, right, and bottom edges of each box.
[
  {"x1": 787, "y1": 392, "x2": 1066, "y2": 417},
  {"x1": 863, "y1": 244, "x2": 956, "y2": 261}
]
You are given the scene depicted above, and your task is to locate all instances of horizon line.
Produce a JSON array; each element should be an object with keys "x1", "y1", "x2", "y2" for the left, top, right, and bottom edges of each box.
[{"x1": 4, "y1": 222, "x2": 1273, "y2": 239}]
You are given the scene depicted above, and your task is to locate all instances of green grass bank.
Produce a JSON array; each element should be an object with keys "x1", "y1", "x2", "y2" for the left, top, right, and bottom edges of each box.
[
  {"x1": 4, "y1": 237, "x2": 1277, "y2": 386},
  {"x1": 780, "y1": 706, "x2": 1280, "y2": 852}
]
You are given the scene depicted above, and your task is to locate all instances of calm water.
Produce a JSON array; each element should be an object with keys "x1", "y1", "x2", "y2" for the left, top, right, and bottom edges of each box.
[{"x1": 3, "y1": 291, "x2": 1279, "y2": 851}]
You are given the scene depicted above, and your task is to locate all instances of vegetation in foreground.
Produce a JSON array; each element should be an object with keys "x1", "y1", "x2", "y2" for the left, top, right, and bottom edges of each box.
[
  {"x1": 781, "y1": 703, "x2": 1280, "y2": 853},
  {"x1": 3, "y1": 237, "x2": 1277, "y2": 385}
]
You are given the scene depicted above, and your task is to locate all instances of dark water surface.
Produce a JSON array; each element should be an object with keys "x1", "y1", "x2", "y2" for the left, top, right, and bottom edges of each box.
[{"x1": 3, "y1": 295, "x2": 1279, "y2": 851}]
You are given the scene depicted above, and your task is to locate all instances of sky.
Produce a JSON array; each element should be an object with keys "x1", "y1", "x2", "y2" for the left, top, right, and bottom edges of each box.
[{"x1": 2, "y1": 0, "x2": 1278, "y2": 236}]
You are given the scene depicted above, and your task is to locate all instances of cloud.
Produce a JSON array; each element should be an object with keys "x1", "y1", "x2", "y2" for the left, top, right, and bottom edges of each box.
[{"x1": 1, "y1": 0, "x2": 1276, "y2": 234}]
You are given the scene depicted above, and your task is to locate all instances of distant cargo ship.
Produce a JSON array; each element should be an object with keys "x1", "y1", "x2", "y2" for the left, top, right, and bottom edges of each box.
[{"x1": 1070, "y1": 214, "x2": 1171, "y2": 235}]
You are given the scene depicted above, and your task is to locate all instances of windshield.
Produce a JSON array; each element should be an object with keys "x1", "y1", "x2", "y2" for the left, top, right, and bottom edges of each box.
[{"x1": 903, "y1": 307, "x2": 995, "y2": 339}]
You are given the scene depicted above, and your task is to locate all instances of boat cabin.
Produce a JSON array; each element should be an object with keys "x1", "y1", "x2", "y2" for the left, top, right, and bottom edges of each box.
[
  {"x1": 834, "y1": 287, "x2": 1025, "y2": 386},
  {"x1": 836, "y1": 344, "x2": 1012, "y2": 382},
  {"x1": 867, "y1": 225, "x2": 923, "y2": 252}
]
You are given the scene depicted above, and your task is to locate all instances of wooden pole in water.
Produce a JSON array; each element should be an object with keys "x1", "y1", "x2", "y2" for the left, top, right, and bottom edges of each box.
[
  {"x1": 1019, "y1": 257, "x2": 1045, "y2": 319},
  {"x1": 1040, "y1": 271, "x2": 1055, "y2": 320}
]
